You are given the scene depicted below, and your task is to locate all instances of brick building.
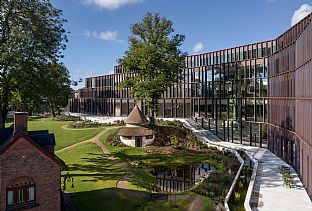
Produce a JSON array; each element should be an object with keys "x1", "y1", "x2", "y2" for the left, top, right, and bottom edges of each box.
[{"x1": 0, "y1": 112, "x2": 65, "y2": 211}]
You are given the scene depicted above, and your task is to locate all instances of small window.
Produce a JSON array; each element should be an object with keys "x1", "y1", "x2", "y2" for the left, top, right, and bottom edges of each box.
[
  {"x1": 7, "y1": 186, "x2": 35, "y2": 208},
  {"x1": 123, "y1": 136, "x2": 132, "y2": 140},
  {"x1": 7, "y1": 191, "x2": 14, "y2": 206},
  {"x1": 146, "y1": 135, "x2": 153, "y2": 139}
]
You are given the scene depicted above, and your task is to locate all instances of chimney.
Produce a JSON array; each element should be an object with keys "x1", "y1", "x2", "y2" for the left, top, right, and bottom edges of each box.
[{"x1": 14, "y1": 112, "x2": 28, "y2": 134}]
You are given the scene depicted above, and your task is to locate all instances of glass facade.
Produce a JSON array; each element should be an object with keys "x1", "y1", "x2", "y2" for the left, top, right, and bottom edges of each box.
[{"x1": 68, "y1": 13, "x2": 312, "y2": 195}]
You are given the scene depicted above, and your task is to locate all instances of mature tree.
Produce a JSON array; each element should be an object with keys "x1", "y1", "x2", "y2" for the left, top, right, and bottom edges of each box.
[
  {"x1": 118, "y1": 12, "x2": 186, "y2": 126},
  {"x1": 0, "y1": 0, "x2": 67, "y2": 126},
  {"x1": 16, "y1": 61, "x2": 72, "y2": 116}
]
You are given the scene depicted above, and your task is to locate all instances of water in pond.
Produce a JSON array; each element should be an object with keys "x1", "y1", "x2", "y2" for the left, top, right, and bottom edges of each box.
[{"x1": 153, "y1": 163, "x2": 216, "y2": 193}]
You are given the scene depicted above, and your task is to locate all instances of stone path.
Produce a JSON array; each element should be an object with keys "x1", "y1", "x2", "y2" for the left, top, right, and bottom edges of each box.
[
  {"x1": 184, "y1": 119, "x2": 312, "y2": 211},
  {"x1": 88, "y1": 129, "x2": 135, "y2": 193}
]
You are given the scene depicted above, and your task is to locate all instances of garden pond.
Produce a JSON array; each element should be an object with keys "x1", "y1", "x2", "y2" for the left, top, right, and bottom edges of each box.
[{"x1": 152, "y1": 163, "x2": 217, "y2": 193}]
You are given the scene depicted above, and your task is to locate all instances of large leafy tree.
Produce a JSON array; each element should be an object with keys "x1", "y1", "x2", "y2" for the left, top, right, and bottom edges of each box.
[
  {"x1": 118, "y1": 12, "x2": 186, "y2": 126},
  {"x1": 16, "y1": 61, "x2": 72, "y2": 116},
  {"x1": 0, "y1": 0, "x2": 68, "y2": 126}
]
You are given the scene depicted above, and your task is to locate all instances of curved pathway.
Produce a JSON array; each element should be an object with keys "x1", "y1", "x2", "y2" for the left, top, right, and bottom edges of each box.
[
  {"x1": 90, "y1": 131, "x2": 133, "y2": 191},
  {"x1": 187, "y1": 197, "x2": 204, "y2": 211},
  {"x1": 169, "y1": 194, "x2": 204, "y2": 211}
]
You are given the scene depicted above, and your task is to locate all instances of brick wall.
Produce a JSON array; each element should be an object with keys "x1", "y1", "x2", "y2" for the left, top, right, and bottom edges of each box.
[{"x1": 0, "y1": 137, "x2": 61, "y2": 211}]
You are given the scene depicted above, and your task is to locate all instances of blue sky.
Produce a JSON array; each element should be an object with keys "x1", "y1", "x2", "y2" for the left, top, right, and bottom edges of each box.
[{"x1": 51, "y1": 0, "x2": 312, "y2": 88}]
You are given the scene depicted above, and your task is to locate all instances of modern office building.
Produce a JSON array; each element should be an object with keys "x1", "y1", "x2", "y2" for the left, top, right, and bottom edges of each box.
[{"x1": 68, "y1": 13, "x2": 312, "y2": 195}]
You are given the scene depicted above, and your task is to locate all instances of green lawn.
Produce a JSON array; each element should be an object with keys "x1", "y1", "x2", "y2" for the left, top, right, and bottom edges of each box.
[
  {"x1": 56, "y1": 141, "x2": 206, "y2": 211},
  {"x1": 56, "y1": 142, "x2": 134, "y2": 210},
  {"x1": 57, "y1": 142, "x2": 124, "y2": 192},
  {"x1": 21, "y1": 117, "x2": 104, "y2": 150}
]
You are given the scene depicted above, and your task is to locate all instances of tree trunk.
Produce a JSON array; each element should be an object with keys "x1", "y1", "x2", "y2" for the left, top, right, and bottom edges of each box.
[
  {"x1": 150, "y1": 109, "x2": 155, "y2": 128},
  {"x1": 0, "y1": 107, "x2": 8, "y2": 128},
  {"x1": 1, "y1": 86, "x2": 9, "y2": 128},
  {"x1": 51, "y1": 108, "x2": 56, "y2": 117},
  {"x1": 150, "y1": 98, "x2": 157, "y2": 128}
]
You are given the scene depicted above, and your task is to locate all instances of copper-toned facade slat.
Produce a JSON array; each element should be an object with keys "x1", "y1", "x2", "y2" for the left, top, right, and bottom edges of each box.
[{"x1": 268, "y1": 15, "x2": 312, "y2": 195}]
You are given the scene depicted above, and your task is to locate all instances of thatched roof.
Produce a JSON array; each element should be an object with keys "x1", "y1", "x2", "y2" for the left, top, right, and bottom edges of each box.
[
  {"x1": 125, "y1": 105, "x2": 149, "y2": 125},
  {"x1": 118, "y1": 127, "x2": 154, "y2": 137}
]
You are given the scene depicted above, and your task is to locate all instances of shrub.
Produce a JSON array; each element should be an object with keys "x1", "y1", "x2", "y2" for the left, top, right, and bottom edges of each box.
[
  {"x1": 106, "y1": 129, "x2": 125, "y2": 147},
  {"x1": 192, "y1": 170, "x2": 236, "y2": 204},
  {"x1": 55, "y1": 115, "x2": 79, "y2": 121}
]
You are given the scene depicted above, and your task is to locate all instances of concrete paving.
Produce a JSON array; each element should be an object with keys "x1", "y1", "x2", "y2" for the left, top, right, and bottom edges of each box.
[{"x1": 184, "y1": 119, "x2": 312, "y2": 211}]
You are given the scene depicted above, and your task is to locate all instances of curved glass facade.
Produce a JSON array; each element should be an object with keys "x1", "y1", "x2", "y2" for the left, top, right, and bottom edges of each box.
[{"x1": 68, "y1": 13, "x2": 312, "y2": 195}]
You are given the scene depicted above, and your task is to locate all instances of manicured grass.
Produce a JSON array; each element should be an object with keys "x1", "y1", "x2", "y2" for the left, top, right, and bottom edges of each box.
[
  {"x1": 56, "y1": 142, "x2": 132, "y2": 210},
  {"x1": 127, "y1": 166, "x2": 156, "y2": 191},
  {"x1": 69, "y1": 188, "x2": 143, "y2": 211},
  {"x1": 56, "y1": 142, "x2": 124, "y2": 192},
  {"x1": 25, "y1": 117, "x2": 104, "y2": 150},
  {"x1": 57, "y1": 140, "x2": 201, "y2": 211},
  {"x1": 141, "y1": 198, "x2": 192, "y2": 210}
]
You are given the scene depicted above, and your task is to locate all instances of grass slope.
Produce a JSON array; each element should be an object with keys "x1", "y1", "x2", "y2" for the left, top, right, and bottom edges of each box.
[{"x1": 26, "y1": 118, "x2": 103, "y2": 150}]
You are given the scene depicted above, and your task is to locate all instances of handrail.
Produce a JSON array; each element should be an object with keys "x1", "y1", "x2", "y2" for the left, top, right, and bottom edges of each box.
[
  {"x1": 183, "y1": 120, "x2": 245, "y2": 211},
  {"x1": 244, "y1": 156, "x2": 259, "y2": 211},
  {"x1": 224, "y1": 150, "x2": 245, "y2": 211}
]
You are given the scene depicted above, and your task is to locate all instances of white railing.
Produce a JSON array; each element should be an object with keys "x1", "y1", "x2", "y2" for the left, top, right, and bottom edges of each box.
[
  {"x1": 183, "y1": 120, "x2": 246, "y2": 211},
  {"x1": 244, "y1": 156, "x2": 259, "y2": 211},
  {"x1": 224, "y1": 150, "x2": 245, "y2": 211}
]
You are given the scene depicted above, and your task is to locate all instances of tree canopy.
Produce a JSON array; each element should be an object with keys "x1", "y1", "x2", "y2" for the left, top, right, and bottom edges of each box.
[
  {"x1": 118, "y1": 12, "x2": 186, "y2": 125},
  {"x1": 0, "y1": 0, "x2": 69, "y2": 126},
  {"x1": 15, "y1": 61, "x2": 72, "y2": 116}
]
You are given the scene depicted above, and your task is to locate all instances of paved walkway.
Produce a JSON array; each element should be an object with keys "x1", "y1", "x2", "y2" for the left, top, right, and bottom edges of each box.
[{"x1": 184, "y1": 119, "x2": 312, "y2": 211}]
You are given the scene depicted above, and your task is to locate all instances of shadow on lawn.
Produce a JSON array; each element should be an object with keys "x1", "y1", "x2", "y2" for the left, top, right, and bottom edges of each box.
[
  {"x1": 69, "y1": 188, "x2": 147, "y2": 211},
  {"x1": 63, "y1": 152, "x2": 124, "y2": 182}
]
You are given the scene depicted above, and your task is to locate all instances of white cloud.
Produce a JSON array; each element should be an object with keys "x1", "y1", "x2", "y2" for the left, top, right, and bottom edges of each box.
[
  {"x1": 192, "y1": 42, "x2": 204, "y2": 53},
  {"x1": 83, "y1": 0, "x2": 143, "y2": 10},
  {"x1": 291, "y1": 4, "x2": 312, "y2": 26},
  {"x1": 85, "y1": 30, "x2": 123, "y2": 43}
]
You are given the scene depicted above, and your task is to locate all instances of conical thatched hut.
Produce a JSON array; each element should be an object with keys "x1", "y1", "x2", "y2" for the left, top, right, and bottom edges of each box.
[{"x1": 118, "y1": 105, "x2": 155, "y2": 147}]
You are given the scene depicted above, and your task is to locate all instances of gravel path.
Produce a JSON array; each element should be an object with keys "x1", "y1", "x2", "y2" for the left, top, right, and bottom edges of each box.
[{"x1": 90, "y1": 132, "x2": 132, "y2": 190}]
